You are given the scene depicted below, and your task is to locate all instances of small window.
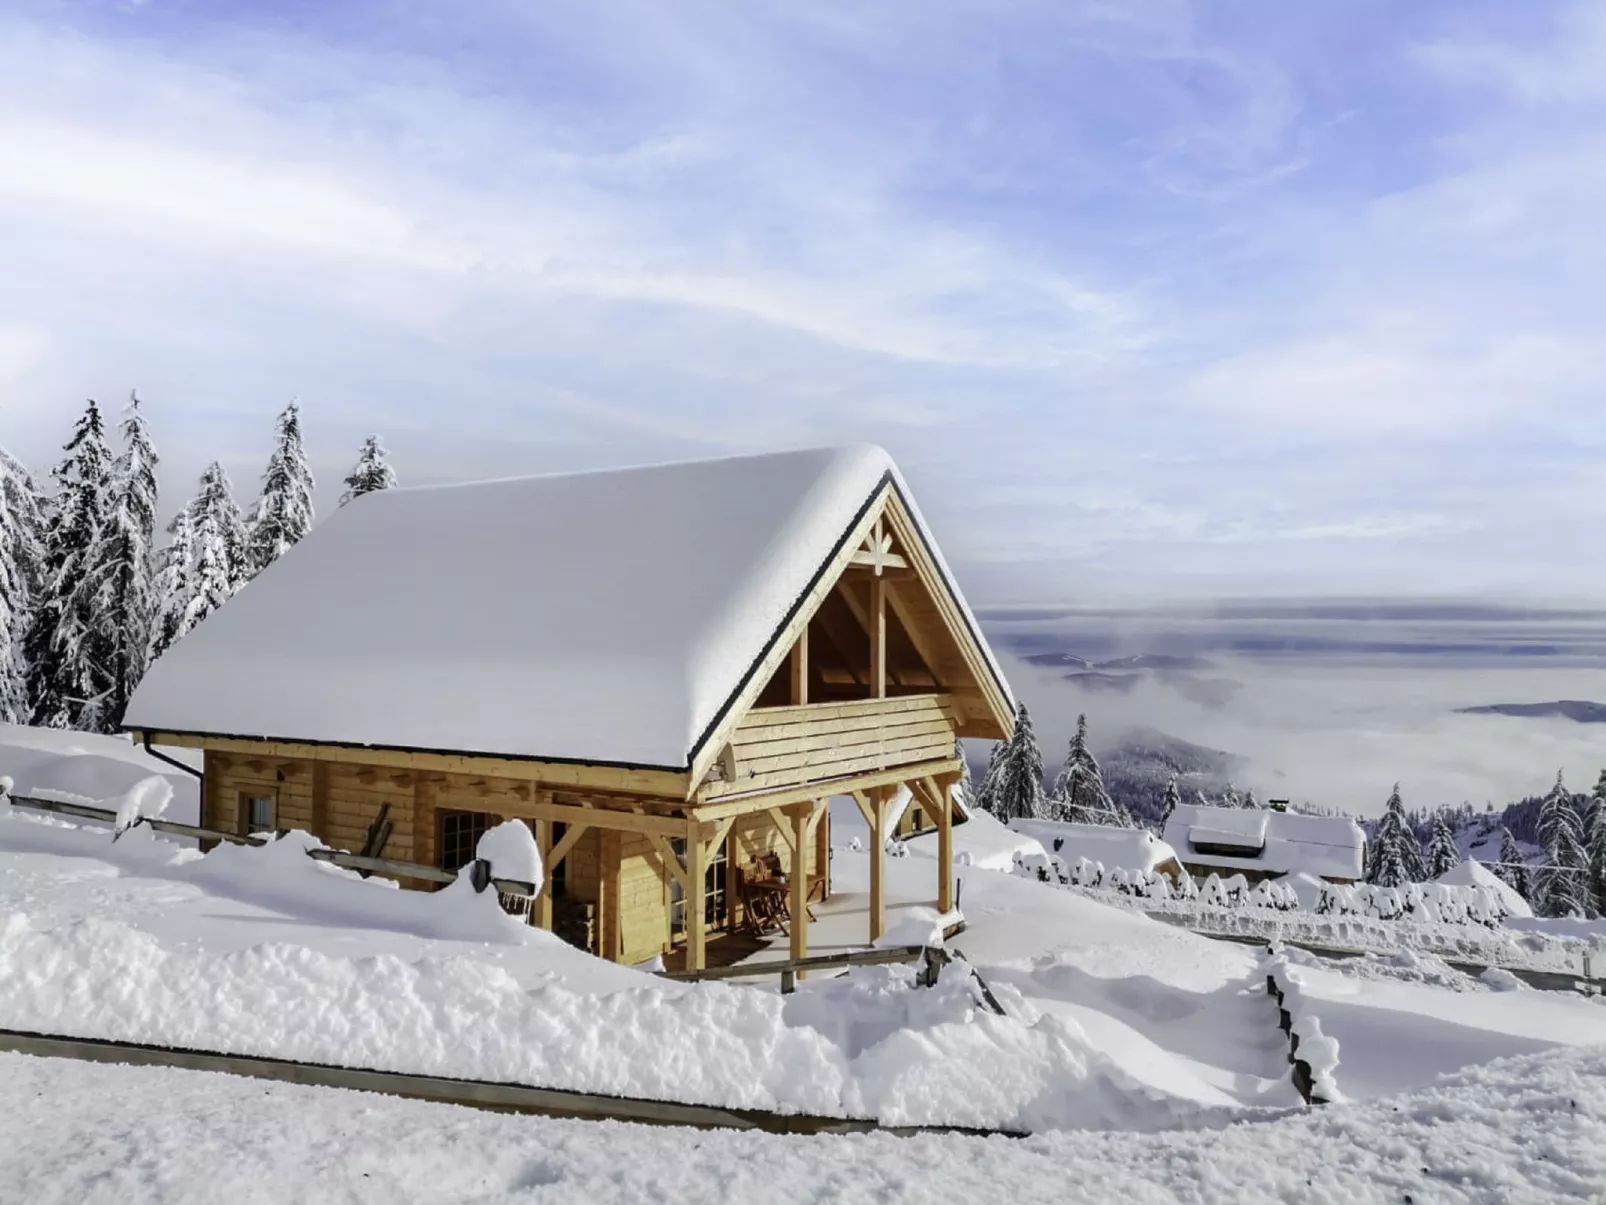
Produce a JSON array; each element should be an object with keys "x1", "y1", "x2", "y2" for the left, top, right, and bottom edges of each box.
[
  {"x1": 438, "y1": 809, "x2": 495, "y2": 872},
  {"x1": 241, "y1": 793, "x2": 276, "y2": 835},
  {"x1": 911, "y1": 807, "x2": 925, "y2": 833}
]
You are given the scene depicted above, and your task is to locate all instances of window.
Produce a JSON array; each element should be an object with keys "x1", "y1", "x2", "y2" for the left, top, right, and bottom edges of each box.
[
  {"x1": 240, "y1": 793, "x2": 275, "y2": 835},
  {"x1": 669, "y1": 834, "x2": 729, "y2": 936},
  {"x1": 438, "y1": 809, "x2": 494, "y2": 872}
]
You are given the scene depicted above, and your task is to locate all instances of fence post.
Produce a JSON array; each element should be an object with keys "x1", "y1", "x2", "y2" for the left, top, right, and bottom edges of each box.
[{"x1": 780, "y1": 968, "x2": 796, "y2": 995}]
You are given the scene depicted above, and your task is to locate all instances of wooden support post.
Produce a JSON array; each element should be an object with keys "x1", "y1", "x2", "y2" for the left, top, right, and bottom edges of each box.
[
  {"x1": 311, "y1": 761, "x2": 330, "y2": 844},
  {"x1": 790, "y1": 627, "x2": 809, "y2": 706},
  {"x1": 790, "y1": 804, "x2": 810, "y2": 967},
  {"x1": 870, "y1": 574, "x2": 886, "y2": 699},
  {"x1": 686, "y1": 817, "x2": 707, "y2": 973},
  {"x1": 869, "y1": 787, "x2": 888, "y2": 942},
  {"x1": 816, "y1": 801, "x2": 831, "y2": 899},
  {"x1": 535, "y1": 818, "x2": 555, "y2": 930},
  {"x1": 932, "y1": 777, "x2": 954, "y2": 913}
]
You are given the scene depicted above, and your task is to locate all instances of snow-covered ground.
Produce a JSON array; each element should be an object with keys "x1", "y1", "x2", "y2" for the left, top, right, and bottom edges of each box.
[
  {"x1": 3, "y1": 730, "x2": 1605, "y2": 1198},
  {"x1": 3, "y1": 1044, "x2": 1603, "y2": 1204},
  {"x1": 0, "y1": 723, "x2": 200, "y2": 824}
]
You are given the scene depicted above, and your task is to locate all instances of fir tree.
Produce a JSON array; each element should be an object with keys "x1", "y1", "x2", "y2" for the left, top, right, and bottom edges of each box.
[
  {"x1": 71, "y1": 393, "x2": 159, "y2": 726},
  {"x1": 247, "y1": 400, "x2": 315, "y2": 575},
  {"x1": 1241, "y1": 788, "x2": 1258, "y2": 810},
  {"x1": 1159, "y1": 775, "x2": 1181, "y2": 833},
  {"x1": 1495, "y1": 827, "x2": 1531, "y2": 901},
  {"x1": 1367, "y1": 783, "x2": 1427, "y2": 887},
  {"x1": 339, "y1": 435, "x2": 397, "y2": 505},
  {"x1": 994, "y1": 703, "x2": 1044, "y2": 823},
  {"x1": 1051, "y1": 713, "x2": 1130, "y2": 825},
  {"x1": 973, "y1": 741, "x2": 1005, "y2": 816},
  {"x1": 1535, "y1": 771, "x2": 1591, "y2": 918},
  {"x1": 1426, "y1": 813, "x2": 1461, "y2": 878},
  {"x1": 29, "y1": 401, "x2": 116, "y2": 730},
  {"x1": 0, "y1": 449, "x2": 46, "y2": 723},
  {"x1": 154, "y1": 463, "x2": 249, "y2": 657},
  {"x1": 953, "y1": 741, "x2": 975, "y2": 813},
  {"x1": 1587, "y1": 785, "x2": 1606, "y2": 918}
]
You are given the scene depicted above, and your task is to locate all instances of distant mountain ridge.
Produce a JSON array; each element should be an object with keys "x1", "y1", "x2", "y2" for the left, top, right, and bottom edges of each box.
[{"x1": 1456, "y1": 700, "x2": 1606, "y2": 723}]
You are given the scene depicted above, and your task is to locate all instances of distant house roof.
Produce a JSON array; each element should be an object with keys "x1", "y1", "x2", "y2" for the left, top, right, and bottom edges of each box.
[
  {"x1": 1162, "y1": 803, "x2": 1365, "y2": 881},
  {"x1": 125, "y1": 445, "x2": 1012, "y2": 771}
]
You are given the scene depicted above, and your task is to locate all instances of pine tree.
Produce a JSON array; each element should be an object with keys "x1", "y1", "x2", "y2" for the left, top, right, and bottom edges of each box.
[
  {"x1": 1367, "y1": 783, "x2": 1427, "y2": 887},
  {"x1": 154, "y1": 463, "x2": 249, "y2": 657},
  {"x1": 1159, "y1": 775, "x2": 1181, "y2": 833},
  {"x1": 973, "y1": 741, "x2": 1005, "y2": 816},
  {"x1": 1241, "y1": 788, "x2": 1258, "y2": 810},
  {"x1": 1495, "y1": 827, "x2": 1531, "y2": 901},
  {"x1": 247, "y1": 400, "x2": 315, "y2": 575},
  {"x1": 1426, "y1": 813, "x2": 1461, "y2": 878},
  {"x1": 1536, "y1": 771, "x2": 1590, "y2": 918},
  {"x1": 71, "y1": 393, "x2": 159, "y2": 726},
  {"x1": 28, "y1": 401, "x2": 117, "y2": 730},
  {"x1": 1051, "y1": 713, "x2": 1129, "y2": 825},
  {"x1": 0, "y1": 448, "x2": 46, "y2": 723},
  {"x1": 953, "y1": 741, "x2": 975, "y2": 813},
  {"x1": 1587, "y1": 785, "x2": 1606, "y2": 918},
  {"x1": 994, "y1": 703, "x2": 1044, "y2": 823},
  {"x1": 339, "y1": 435, "x2": 396, "y2": 505}
]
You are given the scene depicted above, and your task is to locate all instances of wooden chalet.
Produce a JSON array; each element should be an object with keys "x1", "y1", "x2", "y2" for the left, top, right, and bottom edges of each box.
[{"x1": 124, "y1": 445, "x2": 1013, "y2": 971}]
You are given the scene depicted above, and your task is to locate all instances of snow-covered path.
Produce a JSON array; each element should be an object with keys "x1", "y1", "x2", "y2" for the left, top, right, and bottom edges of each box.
[{"x1": 4, "y1": 1046, "x2": 1604, "y2": 1204}]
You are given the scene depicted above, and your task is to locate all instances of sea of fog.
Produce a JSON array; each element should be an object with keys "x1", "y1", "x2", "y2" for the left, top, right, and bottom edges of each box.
[{"x1": 979, "y1": 599, "x2": 1606, "y2": 817}]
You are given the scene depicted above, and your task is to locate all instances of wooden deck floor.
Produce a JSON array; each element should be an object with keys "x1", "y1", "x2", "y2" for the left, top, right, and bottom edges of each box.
[{"x1": 661, "y1": 928, "x2": 771, "y2": 973}]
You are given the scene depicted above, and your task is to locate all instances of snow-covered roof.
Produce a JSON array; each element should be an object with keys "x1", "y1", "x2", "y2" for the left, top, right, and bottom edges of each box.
[
  {"x1": 1163, "y1": 804, "x2": 1365, "y2": 881},
  {"x1": 1008, "y1": 818, "x2": 1180, "y2": 875},
  {"x1": 126, "y1": 445, "x2": 1010, "y2": 770}
]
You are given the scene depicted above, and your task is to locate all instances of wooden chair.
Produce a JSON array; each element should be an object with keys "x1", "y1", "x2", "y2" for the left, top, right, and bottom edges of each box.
[
  {"x1": 738, "y1": 860, "x2": 790, "y2": 936},
  {"x1": 758, "y1": 852, "x2": 825, "y2": 923}
]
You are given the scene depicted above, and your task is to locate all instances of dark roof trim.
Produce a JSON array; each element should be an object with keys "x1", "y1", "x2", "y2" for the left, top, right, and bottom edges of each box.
[{"x1": 126, "y1": 726, "x2": 687, "y2": 776}]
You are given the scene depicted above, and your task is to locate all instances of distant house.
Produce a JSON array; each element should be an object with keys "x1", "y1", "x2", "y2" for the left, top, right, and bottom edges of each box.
[
  {"x1": 124, "y1": 446, "x2": 1014, "y2": 971},
  {"x1": 1008, "y1": 818, "x2": 1184, "y2": 884},
  {"x1": 1160, "y1": 803, "x2": 1365, "y2": 885}
]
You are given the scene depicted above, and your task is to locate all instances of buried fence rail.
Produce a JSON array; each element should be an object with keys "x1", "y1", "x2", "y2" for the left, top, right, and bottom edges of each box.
[
  {"x1": 1263, "y1": 953, "x2": 1331, "y2": 1107},
  {"x1": 0, "y1": 791, "x2": 537, "y2": 899}
]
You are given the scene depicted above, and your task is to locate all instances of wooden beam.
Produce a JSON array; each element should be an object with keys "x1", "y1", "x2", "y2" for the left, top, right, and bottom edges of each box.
[
  {"x1": 929, "y1": 776, "x2": 953, "y2": 913},
  {"x1": 646, "y1": 832, "x2": 691, "y2": 894},
  {"x1": 767, "y1": 806, "x2": 797, "y2": 852},
  {"x1": 835, "y1": 580, "x2": 906, "y2": 689},
  {"x1": 870, "y1": 575, "x2": 886, "y2": 699},
  {"x1": 790, "y1": 628, "x2": 809, "y2": 706},
  {"x1": 524, "y1": 800, "x2": 687, "y2": 838},
  {"x1": 686, "y1": 816, "x2": 707, "y2": 973},
  {"x1": 546, "y1": 821, "x2": 589, "y2": 874},
  {"x1": 535, "y1": 819, "x2": 555, "y2": 930},
  {"x1": 849, "y1": 790, "x2": 875, "y2": 828},
  {"x1": 848, "y1": 550, "x2": 908, "y2": 571},
  {"x1": 790, "y1": 803, "x2": 813, "y2": 967},
  {"x1": 869, "y1": 787, "x2": 888, "y2": 943},
  {"x1": 883, "y1": 579, "x2": 948, "y2": 690},
  {"x1": 697, "y1": 756, "x2": 964, "y2": 815}
]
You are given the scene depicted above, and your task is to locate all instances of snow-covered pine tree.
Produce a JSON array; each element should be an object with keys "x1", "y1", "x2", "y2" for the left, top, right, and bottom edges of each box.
[
  {"x1": 339, "y1": 435, "x2": 397, "y2": 505},
  {"x1": 154, "y1": 462, "x2": 251, "y2": 657},
  {"x1": 974, "y1": 741, "x2": 1005, "y2": 816},
  {"x1": 994, "y1": 702, "x2": 1044, "y2": 822},
  {"x1": 1159, "y1": 775, "x2": 1181, "y2": 832},
  {"x1": 953, "y1": 741, "x2": 975, "y2": 813},
  {"x1": 1495, "y1": 826, "x2": 1531, "y2": 901},
  {"x1": 1241, "y1": 788, "x2": 1258, "y2": 810},
  {"x1": 72, "y1": 393, "x2": 160, "y2": 726},
  {"x1": 246, "y1": 400, "x2": 315, "y2": 575},
  {"x1": 1050, "y1": 713, "x2": 1130, "y2": 825},
  {"x1": 1219, "y1": 785, "x2": 1242, "y2": 809},
  {"x1": 0, "y1": 448, "x2": 46, "y2": 723},
  {"x1": 28, "y1": 401, "x2": 117, "y2": 730},
  {"x1": 1535, "y1": 771, "x2": 1591, "y2": 918},
  {"x1": 1367, "y1": 783, "x2": 1427, "y2": 887},
  {"x1": 1426, "y1": 813, "x2": 1461, "y2": 878},
  {"x1": 1588, "y1": 783, "x2": 1606, "y2": 918}
]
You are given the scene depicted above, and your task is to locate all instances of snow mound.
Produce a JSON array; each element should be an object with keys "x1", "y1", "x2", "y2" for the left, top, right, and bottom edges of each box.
[
  {"x1": 899, "y1": 805, "x2": 1044, "y2": 871},
  {"x1": 109, "y1": 776, "x2": 174, "y2": 837},
  {"x1": 1009, "y1": 819, "x2": 1178, "y2": 876},
  {"x1": 1436, "y1": 858, "x2": 1534, "y2": 919},
  {"x1": 474, "y1": 818, "x2": 543, "y2": 890},
  {"x1": 0, "y1": 724, "x2": 200, "y2": 826}
]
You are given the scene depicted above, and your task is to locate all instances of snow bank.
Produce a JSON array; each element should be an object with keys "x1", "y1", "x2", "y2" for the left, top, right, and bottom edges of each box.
[
  {"x1": 1008, "y1": 819, "x2": 1178, "y2": 877},
  {"x1": 109, "y1": 776, "x2": 174, "y2": 837},
  {"x1": 474, "y1": 818, "x2": 543, "y2": 890},
  {"x1": 0, "y1": 723, "x2": 200, "y2": 825},
  {"x1": 1435, "y1": 858, "x2": 1533, "y2": 919},
  {"x1": 0, "y1": 909, "x2": 1199, "y2": 1131},
  {"x1": 897, "y1": 804, "x2": 1044, "y2": 871}
]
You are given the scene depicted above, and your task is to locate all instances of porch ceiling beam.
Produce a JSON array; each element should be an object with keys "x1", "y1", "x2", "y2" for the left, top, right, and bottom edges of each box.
[{"x1": 692, "y1": 756, "x2": 963, "y2": 815}]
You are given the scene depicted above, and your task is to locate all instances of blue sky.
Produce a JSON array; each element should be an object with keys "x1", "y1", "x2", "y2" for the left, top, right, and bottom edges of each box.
[{"x1": 1, "y1": 0, "x2": 1603, "y2": 604}]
